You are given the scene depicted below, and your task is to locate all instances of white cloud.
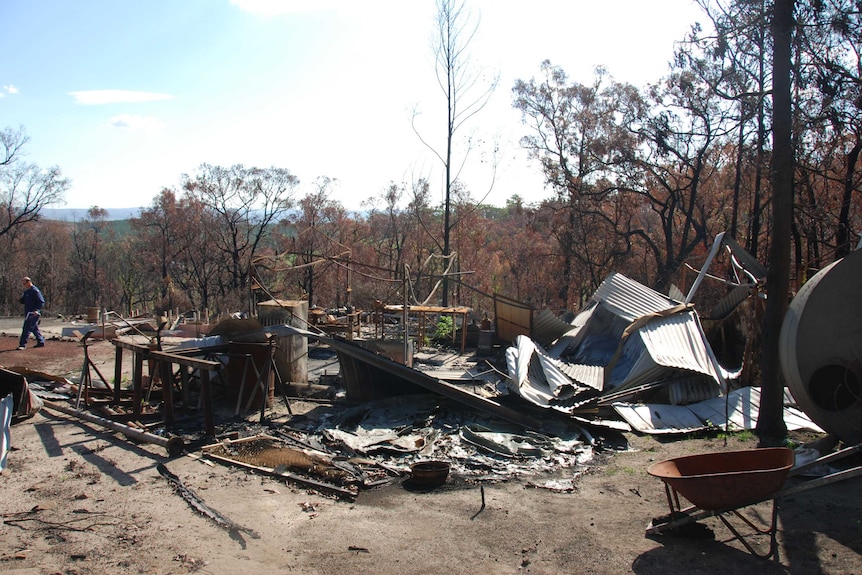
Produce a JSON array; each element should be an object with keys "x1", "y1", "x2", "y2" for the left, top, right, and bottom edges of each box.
[
  {"x1": 69, "y1": 90, "x2": 174, "y2": 105},
  {"x1": 108, "y1": 114, "x2": 165, "y2": 132},
  {"x1": 1, "y1": 84, "x2": 19, "y2": 97}
]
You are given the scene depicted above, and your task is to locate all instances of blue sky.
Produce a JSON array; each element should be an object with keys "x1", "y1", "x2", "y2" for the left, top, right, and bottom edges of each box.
[{"x1": 2, "y1": 0, "x2": 703, "y2": 212}]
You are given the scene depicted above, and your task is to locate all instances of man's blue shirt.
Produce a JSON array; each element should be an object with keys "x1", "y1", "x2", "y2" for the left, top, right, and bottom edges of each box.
[{"x1": 21, "y1": 285, "x2": 45, "y2": 314}]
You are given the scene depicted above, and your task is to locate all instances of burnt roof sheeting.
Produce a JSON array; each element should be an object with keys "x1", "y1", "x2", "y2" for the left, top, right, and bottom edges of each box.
[
  {"x1": 549, "y1": 273, "x2": 684, "y2": 365},
  {"x1": 594, "y1": 273, "x2": 681, "y2": 321},
  {"x1": 547, "y1": 301, "x2": 600, "y2": 358},
  {"x1": 505, "y1": 336, "x2": 589, "y2": 408},
  {"x1": 551, "y1": 360, "x2": 604, "y2": 390},
  {"x1": 611, "y1": 311, "x2": 723, "y2": 394},
  {"x1": 511, "y1": 335, "x2": 535, "y2": 389},
  {"x1": 666, "y1": 376, "x2": 723, "y2": 405},
  {"x1": 536, "y1": 352, "x2": 580, "y2": 400},
  {"x1": 723, "y1": 234, "x2": 768, "y2": 283},
  {"x1": 639, "y1": 312, "x2": 711, "y2": 373},
  {"x1": 531, "y1": 308, "x2": 579, "y2": 348},
  {"x1": 705, "y1": 284, "x2": 755, "y2": 321},
  {"x1": 612, "y1": 386, "x2": 824, "y2": 434},
  {"x1": 585, "y1": 277, "x2": 724, "y2": 396},
  {"x1": 505, "y1": 273, "x2": 726, "y2": 412}
]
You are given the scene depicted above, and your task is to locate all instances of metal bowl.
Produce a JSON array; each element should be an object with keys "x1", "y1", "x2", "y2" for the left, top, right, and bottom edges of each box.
[{"x1": 410, "y1": 460, "x2": 450, "y2": 488}]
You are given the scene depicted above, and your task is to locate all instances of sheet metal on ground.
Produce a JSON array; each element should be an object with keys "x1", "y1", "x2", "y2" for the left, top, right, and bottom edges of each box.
[
  {"x1": 612, "y1": 386, "x2": 825, "y2": 434},
  {"x1": 290, "y1": 394, "x2": 593, "y2": 482},
  {"x1": 327, "y1": 335, "x2": 545, "y2": 431}
]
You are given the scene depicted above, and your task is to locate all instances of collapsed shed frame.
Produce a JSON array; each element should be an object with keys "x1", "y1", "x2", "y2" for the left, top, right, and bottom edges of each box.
[
  {"x1": 110, "y1": 339, "x2": 223, "y2": 436},
  {"x1": 378, "y1": 304, "x2": 471, "y2": 354}
]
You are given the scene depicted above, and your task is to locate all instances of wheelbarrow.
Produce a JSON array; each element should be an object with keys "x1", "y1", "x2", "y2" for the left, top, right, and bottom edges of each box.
[{"x1": 646, "y1": 445, "x2": 862, "y2": 559}]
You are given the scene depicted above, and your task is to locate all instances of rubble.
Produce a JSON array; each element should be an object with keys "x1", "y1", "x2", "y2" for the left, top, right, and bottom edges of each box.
[
  {"x1": 504, "y1": 273, "x2": 728, "y2": 418},
  {"x1": 1, "y1": 234, "x2": 834, "y2": 496}
]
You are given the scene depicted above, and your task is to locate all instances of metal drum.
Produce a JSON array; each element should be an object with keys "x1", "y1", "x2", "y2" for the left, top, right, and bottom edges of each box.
[{"x1": 780, "y1": 248, "x2": 862, "y2": 444}]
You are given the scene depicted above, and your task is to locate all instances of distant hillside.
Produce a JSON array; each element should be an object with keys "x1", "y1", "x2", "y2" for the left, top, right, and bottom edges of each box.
[{"x1": 40, "y1": 207, "x2": 144, "y2": 221}]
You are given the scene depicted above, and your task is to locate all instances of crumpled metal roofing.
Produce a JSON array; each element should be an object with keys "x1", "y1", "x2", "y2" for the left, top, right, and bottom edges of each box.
[
  {"x1": 551, "y1": 360, "x2": 605, "y2": 390},
  {"x1": 612, "y1": 386, "x2": 824, "y2": 434},
  {"x1": 505, "y1": 273, "x2": 727, "y2": 414},
  {"x1": 593, "y1": 272, "x2": 681, "y2": 321},
  {"x1": 505, "y1": 336, "x2": 593, "y2": 409},
  {"x1": 616, "y1": 310, "x2": 723, "y2": 390}
]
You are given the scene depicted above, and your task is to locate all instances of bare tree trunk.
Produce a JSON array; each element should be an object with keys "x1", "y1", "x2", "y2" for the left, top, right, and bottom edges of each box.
[
  {"x1": 428, "y1": 0, "x2": 497, "y2": 306},
  {"x1": 835, "y1": 140, "x2": 862, "y2": 259},
  {"x1": 757, "y1": 0, "x2": 794, "y2": 446}
]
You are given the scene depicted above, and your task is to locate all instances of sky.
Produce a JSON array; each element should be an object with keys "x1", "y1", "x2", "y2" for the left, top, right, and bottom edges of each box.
[{"x1": 1, "y1": 0, "x2": 704, "y2": 214}]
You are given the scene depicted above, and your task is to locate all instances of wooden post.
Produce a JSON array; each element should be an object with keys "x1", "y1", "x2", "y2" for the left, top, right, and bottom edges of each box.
[
  {"x1": 113, "y1": 345, "x2": 124, "y2": 405},
  {"x1": 160, "y1": 358, "x2": 174, "y2": 425},
  {"x1": 133, "y1": 350, "x2": 143, "y2": 419},
  {"x1": 180, "y1": 366, "x2": 191, "y2": 411},
  {"x1": 460, "y1": 310, "x2": 467, "y2": 354},
  {"x1": 201, "y1": 368, "x2": 214, "y2": 436}
]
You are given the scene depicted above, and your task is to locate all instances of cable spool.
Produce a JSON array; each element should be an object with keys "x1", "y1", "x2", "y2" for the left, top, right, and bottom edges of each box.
[{"x1": 780, "y1": 248, "x2": 862, "y2": 444}]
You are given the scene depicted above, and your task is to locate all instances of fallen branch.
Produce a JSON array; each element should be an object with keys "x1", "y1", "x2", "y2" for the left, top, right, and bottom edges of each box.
[
  {"x1": 3, "y1": 507, "x2": 117, "y2": 532},
  {"x1": 156, "y1": 463, "x2": 260, "y2": 540}
]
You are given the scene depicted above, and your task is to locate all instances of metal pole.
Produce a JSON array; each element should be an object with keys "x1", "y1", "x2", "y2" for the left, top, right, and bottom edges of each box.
[
  {"x1": 403, "y1": 266, "x2": 409, "y2": 365},
  {"x1": 42, "y1": 400, "x2": 185, "y2": 456}
]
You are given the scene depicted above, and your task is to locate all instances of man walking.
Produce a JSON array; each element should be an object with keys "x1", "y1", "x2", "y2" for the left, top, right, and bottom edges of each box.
[{"x1": 18, "y1": 276, "x2": 45, "y2": 350}]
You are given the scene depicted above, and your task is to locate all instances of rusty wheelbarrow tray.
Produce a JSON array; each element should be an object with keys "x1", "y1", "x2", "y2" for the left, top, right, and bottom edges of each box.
[{"x1": 646, "y1": 445, "x2": 862, "y2": 559}]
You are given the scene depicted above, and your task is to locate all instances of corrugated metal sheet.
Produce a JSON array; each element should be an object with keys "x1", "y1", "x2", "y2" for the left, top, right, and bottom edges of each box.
[
  {"x1": 547, "y1": 301, "x2": 599, "y2": 357},
  {"x1": 724, "y1": 234, "x2": 767, "y2": 282},
  {"x1": 505, "y1": 344, "x2": 551, "y2": 407},
  {"x1": 551, "y1": 360, "x2": 604, "y2": 390},
  {"x1": 599, "y1": 310, "x2": 724, "y2": 401},
  {"x1": 612, "y1": 348, "x2": 664, "y2": 389},
  {"x1": 705, "y1": 284, "x2": 754, "y2": 321},
  {"x1": 532, "y1": 308, "x2": 577, "y2": 347},
  {"x1": 511, "y1": 335, "x2": 534, "y2": 388},
  {"x1": 593, "y1": 273, "x2": 680, "y2": 322},
  {"x1": 494, "y1": 294, "x2": 533, "y2": 344},
  {"x1": 612, "y1": 401, "x2": 705, "y2": 432},
  {"x1": 612, "y1": 386, "x2": 824, "y2": 434},
  {"x1": 667, "y1": 284, "x2": 685, "y2": 301},
  {"x1": 503, "y1": 273, "x2": 729, "y2": 421},
  {"x1": 637, "y1": 312, "x2": 720, "y2": 380},
  {"x1": 666, "y1": 376, "x2": 721, "y2": 405},
  {"x1": 505, "y1": 336, "x2": 590, "y2": 407}
]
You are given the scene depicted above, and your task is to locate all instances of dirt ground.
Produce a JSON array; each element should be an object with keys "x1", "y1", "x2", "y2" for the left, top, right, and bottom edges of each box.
[{"x1": 1, "y1": 319, "x2": 861, "y2": 575}]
